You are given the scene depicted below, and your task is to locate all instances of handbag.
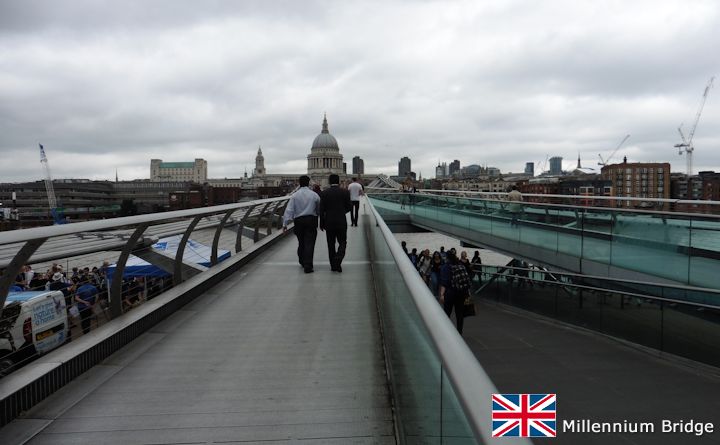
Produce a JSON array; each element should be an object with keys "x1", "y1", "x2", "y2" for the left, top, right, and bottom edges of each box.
[
  {"x1": 463, "y1": 295, "x2": 477, "y2": 317},
  {"x1": 68, "y1": 304, "x2": 80, "y2": 318}
]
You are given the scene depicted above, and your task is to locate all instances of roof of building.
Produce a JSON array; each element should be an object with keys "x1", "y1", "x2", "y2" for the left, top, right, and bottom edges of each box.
[{"x1": 311, "y1": 114, "x2": 339, "y2": 151}]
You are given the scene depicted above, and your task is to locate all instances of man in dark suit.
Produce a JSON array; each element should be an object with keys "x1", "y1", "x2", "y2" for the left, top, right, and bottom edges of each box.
[{"x1": 319, "y1": 174, "x2": 352, "y2": 272}]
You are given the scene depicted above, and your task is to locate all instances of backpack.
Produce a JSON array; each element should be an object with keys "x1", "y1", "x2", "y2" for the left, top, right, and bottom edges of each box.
[{"x1": 451, "y1": 265, "x2": 471, "y2": 291}]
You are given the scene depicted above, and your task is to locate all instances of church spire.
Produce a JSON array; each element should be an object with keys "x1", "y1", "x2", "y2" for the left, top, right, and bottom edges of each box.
[
  {"x1": 321, "y1": 113, "x2": 329, "y2": 134},
  {"x1": 577, "y1": 153, "x2": 581, "y2": 169}
]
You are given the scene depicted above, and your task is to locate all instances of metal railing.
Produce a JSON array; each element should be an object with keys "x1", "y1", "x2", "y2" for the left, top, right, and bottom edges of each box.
[
  {"x1": 367, "y1": 192, "x2": 720, "y2": 289},
  {"x1": 473, "y1": 264, "x2": 720, "y2": 368},
  {"x1": 415, "y1": 189, "x2": 720, "y2": 214},
  {"x1": 0, "y1": 197, "x2": 289, "y2": 377},
  {"x1": 365, "y1": 197, "x2": 532, "y2": 444}
]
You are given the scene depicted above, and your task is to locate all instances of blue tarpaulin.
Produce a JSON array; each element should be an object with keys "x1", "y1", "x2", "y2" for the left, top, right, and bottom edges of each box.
[{"x1": 107, "y1": 235, "x2": 230, "y2": 280}]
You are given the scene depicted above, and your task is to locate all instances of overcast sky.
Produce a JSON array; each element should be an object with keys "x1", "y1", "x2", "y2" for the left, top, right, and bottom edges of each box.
[{"x1": 1, "y1": 0, "x2": 719, "y2": 183}]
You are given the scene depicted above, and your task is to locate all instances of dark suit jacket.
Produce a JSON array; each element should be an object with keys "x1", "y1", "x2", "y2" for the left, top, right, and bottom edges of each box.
[{"x1": 319, "y1": 185, "x2": 352, "y2": 230}]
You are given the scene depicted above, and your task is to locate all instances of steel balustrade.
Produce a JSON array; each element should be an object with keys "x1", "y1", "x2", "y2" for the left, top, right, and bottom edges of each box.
[{"x1": 0, "y1": 197, "x2": 290, "y2": 312}]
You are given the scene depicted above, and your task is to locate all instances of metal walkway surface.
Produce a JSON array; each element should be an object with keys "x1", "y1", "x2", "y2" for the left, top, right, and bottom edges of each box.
[{"x1": 9, "y1": 224, "x2": 394, "y2": 444}]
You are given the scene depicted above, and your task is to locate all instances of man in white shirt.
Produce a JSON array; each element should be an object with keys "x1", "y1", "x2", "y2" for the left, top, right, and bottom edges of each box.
[
  {"x1": 347, "y1": 177, "x2": 364, "y2": 227},
  {"x1": 283, "y1": 175, "x2": 321, "y2": 273}
]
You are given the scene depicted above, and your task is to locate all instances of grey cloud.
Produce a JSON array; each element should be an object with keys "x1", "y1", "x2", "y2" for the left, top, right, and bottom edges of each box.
[{"x1": 1, "y1": 0, "x2": 719, "y2": 183}]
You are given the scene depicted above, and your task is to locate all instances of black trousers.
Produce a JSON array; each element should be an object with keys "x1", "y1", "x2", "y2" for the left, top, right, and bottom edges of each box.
[
  {"x1": 325, "y1": 226, "x2": 347, "y2": 269},
  {"x1": 79, "y1": 305, "x2": 93, "y2": 334},
  {"x1": 443, "y1": 290, "x2": 465, "y2": 334},
  {"x1": 293, "y1": 215, "x2": 318, "y2": 269},
  {"x1": 350, "y1": 201, "x2": 360, "y2": 225}
]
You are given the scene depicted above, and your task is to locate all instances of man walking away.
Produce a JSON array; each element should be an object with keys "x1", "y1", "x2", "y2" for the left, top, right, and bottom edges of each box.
[
  {"x1": 347, "y1": 177, "x2": 364, "y2": 226},
  {"x1": 320, "y1": 174, "x2": 352, "y2": 272},
  {"x1": 283, "y1": 175, "x2": 321, "y2": 274},
  {"x1": 508, "y1": 185, "x2": 523, "y2": 227}
]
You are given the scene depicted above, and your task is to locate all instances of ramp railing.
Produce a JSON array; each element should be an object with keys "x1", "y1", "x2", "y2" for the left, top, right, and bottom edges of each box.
[{"x1": 365, "y1": 197, "x2": 533, "y2": 444}]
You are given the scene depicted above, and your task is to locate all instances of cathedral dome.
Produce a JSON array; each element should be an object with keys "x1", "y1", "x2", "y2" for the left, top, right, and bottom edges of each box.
[{"x1": 311, "y1": 114, "x2": 339, "y2": 151}]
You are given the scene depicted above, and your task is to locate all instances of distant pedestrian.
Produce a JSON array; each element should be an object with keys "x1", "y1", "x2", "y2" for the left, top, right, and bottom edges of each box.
[
  {"x1": 319, "y1": 174, "x2": 352, "y2": 272},
  {"x1": 409, "y1": 248, "x2": 418, "y2": 267},
  {"x1": 440, "y1": 252, "x2": 470, "y2": 334},
  {"x1": 348, "y1": 177, "x2": 364, "y2": 226},
  {"x1": 283, "y1": 175, "x2": 321, "y2": 274},
  {"x1": 471, "y1": 250, "x2": 482, "y2": 284},
  {"x1": 417, "y1": 249, "x2": 432, "y2": 284},
  {"x1": 508, "y1": 185, "x2": 523, "y2": 226},
  {"x1": 401, "y1": 241, "x2": 408, "y2": 255},
  {"x1": 429, "y1": 251, "x2": 443, "y2": 297}
]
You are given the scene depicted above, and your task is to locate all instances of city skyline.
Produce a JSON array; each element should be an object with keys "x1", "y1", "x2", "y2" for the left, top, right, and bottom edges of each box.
[{"x1": 1, "y1": 1, "x2": 719, "y2": 183}]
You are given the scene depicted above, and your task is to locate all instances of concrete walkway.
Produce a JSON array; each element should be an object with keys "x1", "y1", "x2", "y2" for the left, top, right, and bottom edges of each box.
[{"x1": 10, "y1": 219, "x2": 394, "y2": 444}]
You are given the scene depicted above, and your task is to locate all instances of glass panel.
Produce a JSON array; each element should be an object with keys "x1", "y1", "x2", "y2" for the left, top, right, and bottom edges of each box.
[
  {"x1": 611, "y1": 213, "x2": 689, "y2": 283},
  {"x1": 441, "y1": 367, "x2": 476, "y2": 444},
  {"x1": 662, "y1": 302, "x2": 720, "y2": 367},
  {"x1": 367, "y1": 210, "x2": 473, "y2": 443},
  {"x1": 599, "y1": 291, "x2": 662, "y2": 350},
  {"x1": 688, "y1": 218, "x2": 720, "y2": 289}
]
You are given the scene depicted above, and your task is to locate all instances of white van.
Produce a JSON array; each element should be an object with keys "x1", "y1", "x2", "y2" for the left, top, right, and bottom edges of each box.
[{"x1": 0, "y1": 290, "x2": 68, "y2": 377}]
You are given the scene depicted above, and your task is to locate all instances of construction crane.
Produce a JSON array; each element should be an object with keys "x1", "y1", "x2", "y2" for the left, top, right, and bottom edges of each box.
[
  {"x1": 675, "y1": 76, "x2": 714, "y2": 176},
  {"x1": 598, "y1": 134, "x2": 630, "y2": 166},
  {"x1": 38, "y1": 144, "x2": 65, "y2": 224}
]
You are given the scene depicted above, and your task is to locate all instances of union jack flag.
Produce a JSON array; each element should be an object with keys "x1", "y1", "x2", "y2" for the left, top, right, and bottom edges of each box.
[{"x1": 492, "y1": 393, "x2": 556, "y2": 437}]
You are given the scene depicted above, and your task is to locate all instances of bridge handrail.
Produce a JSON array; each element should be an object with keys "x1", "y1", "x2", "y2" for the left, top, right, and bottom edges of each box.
[
  {"x1": 480, "y1": 264, "x2": 720, "y2": 309},
  {"x1": 418, "y1": 189, "x2": 720, "y2": 207},
  {"x1": 0, "y1": 196, "x2": 288, "y2": 245},
  {"x1": 366, "y1": 197, "x2": 532, "y2": 444},
  {"x1": 366, "y1": 190, "x2": 720, "y2": 221},
  {"x1": 0, "y1": 196, "x2": 290, "y2": 312}
]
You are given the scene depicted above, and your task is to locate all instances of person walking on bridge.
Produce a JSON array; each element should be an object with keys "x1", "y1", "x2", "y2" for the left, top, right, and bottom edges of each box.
[
  {"x1": 347, "y1": 177, "x2": 364, "y2": 226},
  {"x1": 507, "y1": 185, "x2": 523, "y2": 227},
  {"x1": 283, "y1": 175, "x2": 320, "y2": 274},
  {"x1": 320, "y1": 174, "x2": 352, "y2": 272}
]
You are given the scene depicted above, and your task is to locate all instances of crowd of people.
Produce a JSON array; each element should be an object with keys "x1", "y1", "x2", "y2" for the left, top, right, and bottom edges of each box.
[
  {"x1": 9, "y1": 261, "x2": 157, "y2": 339},
  {"x1": 401, "y1": 241, "x2": 483, "y2": 334}
]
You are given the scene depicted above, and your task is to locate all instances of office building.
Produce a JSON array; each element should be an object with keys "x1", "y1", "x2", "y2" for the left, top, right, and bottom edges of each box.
[
  {"x1": 399, "y1": 157, "x2": 412, "y2": 177},
  {"x1": 150, "y1": 159, "x2": 207, "y2": 182},
  {"x1": 352, "y1": 156, "x2": 364, "y2": 175},
  {"x1": 449, "y1": 160, "x2": 460, "y2": 176},
  {"x1": 549, "y1": 157, "x2": 563, "y2": 175}
]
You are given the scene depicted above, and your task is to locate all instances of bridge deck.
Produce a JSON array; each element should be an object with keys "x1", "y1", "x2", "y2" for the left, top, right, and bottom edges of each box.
[{"x1": 13, "y1": 223, "x2": 394, "y2": 444}]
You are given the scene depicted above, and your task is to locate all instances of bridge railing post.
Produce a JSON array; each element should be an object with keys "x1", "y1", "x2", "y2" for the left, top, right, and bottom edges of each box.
[
  {"x1": 109, "y1": 223, "x2": 149, "y2": 318},
  {"x1": 211, "y1": 209, "x2": 237, "y2": 266},
  {"x1": 0, "y1": 238, "x2": 48, "y2": 309},
  {"x1": 235, "y1": 204, "x2": 257, "y2": 253},
  {"x1": 174, "y1": 216, "x2": 204, "y2": 285}
]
